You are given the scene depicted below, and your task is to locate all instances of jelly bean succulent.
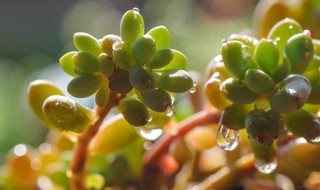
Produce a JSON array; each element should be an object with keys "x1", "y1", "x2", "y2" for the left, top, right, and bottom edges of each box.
[
  {"x1": 30, "y1": 8, "x2": 193, "y2": 132},
  {"x1": 205, "y1": 18, "x2": 320, "y2": 173},
  {"x1": 26, "y1": 8, "x2": 195, "y2": 189},
  {"x1": 14, "y1": 5, "x2": 320, "y2": 190}
]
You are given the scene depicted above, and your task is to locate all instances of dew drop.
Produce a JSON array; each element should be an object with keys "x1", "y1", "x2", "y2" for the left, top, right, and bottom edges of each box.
[
  {"x1": 189, "y1": 81, "x2": 197, "y2": 93},
  {"x1": 254, "y1": 158, "x2": 277, "y2": 174},
  {"x1": 272, "y1": 40, "x2": 277, "y2": 46},
  {"x1": 303, "y1": 30, "x2": 311, "y2": 38},
  {"x1": 132, "y1": 7, "x2": 140, "y2": 13},
  {"x1": 136, "y1": 128, "x2": 163, "y2": 140},
  {"x1": 147, "y1": 115, "x2": 153, "y2": 122},
  {"x1": 165, "y1": 106, "x2": 176, "y2": 117},
  {"x1": 283, "y1": 75, "x2": 311, "y2": 99},
  {"x1": 221, "y1": 39, "x2": 227, "y2": 46},
  {"x1": 216, "y1": 120, "x2": 240, "y2": 151},
  {"x1": 142, "y1": 64, "x2": 149, "y2": 70}
]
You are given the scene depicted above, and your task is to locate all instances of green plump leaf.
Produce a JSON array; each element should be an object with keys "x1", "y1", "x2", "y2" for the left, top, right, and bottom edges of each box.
[
  {"x1": 132, "y1": 35, "x2": 156, "y2": 66},
  {"x1": 267, "y1": 18, "x2": 302, "y2": 61},
  {"x1": 95, "y1": 80, "x2": 110, "y2": 107},
  {"x1": 120, "y1": 9, "x2": 145, "y2": 44},
  {"x1": 157, "y1": 69, "x2": 193, "y2": 93},
  {"x1": 67, "y1": 75, "x2": 103, "y2": 98},
  {"x1": 113, "y1": 41, "x2": 135, "y2": 70},
  {"x1": 109, "y1": 69, "x2": 133, "y2": 94},
  {"x1": 27, "y1": 80, "x2": 78, "y2": 140},
  {"x1": 89, "y1": 114, "x2": 139, "y2": 155},
  {"x1": 158, "y1": 50, "x2": 187, "y2": 70},
  {"x1": 245, "y1": 109, "x2": 285, "y2": 147},
  {"x1": 42, "y1": 95, "x2": 96, "y2": 133},
  {"x1": 221, "y1": 78, "x2": 259, "y2": 104},
  {"x1": 305, "y1": 69, "x2": 320, "y2": 104},
  {"x1": 254, "y1": 39, "x2": 279, "y2": 73},
  {"x1": 270, "y1": 74, "x2": 311, "y2": 114},
  {"x1": 119, "y1": 98, "x2": 150, "y2": 126},
  {"x1": 73, "y1": 32, "x2": 101, "y2": 57},
  {"x1": 72, "y1": 52, "x2": 100, "y2": 74},
  {"x1": 59, "y1": 51, "x2": 77, "y2": 77},
  {"x1": 150, "y1": 48, "x2": 174, "y2": 69},
  {"x1": 147, "y1": 26, "x2": 170, "y2": 50},
  {"x1": 140, "y1": 89, "x2": 172, "y2": 112},
  {"x1": 249, "y1": 139, "x2": 277, "y2": 162},
  {"x1": 245, "y1": 69, "x2": 275, "y2": 94},
  {"x1": 284, "y1": 109, "x2": 320, "y2": 143},
  {"x1": 221, "y1": 40, "x2": 257, "y2": 79},
  {"x1": 129, "y1": 67, "x2": 156, "y2": 92},
  {"x1": 222, "y1": 103, "x2": 251, "y2": 130},
  {"x1": 28, "y1": 80, "x2": 65, "y2": 125},
  {"x1": 270, "y1": 60, "x2": 289, "y2": 84},
  {"x1": 99, "y1": 53, "x2": 114, "y2": 77},
  {"x1": 285, "y1": 31, "x2": 314, "y2": 74},
  {"x1": 101, "y1": 34, "x2": 121, "y2": 56},
  {"x1": 228, "y1": 34, "x2": 258, "y2": 48}
]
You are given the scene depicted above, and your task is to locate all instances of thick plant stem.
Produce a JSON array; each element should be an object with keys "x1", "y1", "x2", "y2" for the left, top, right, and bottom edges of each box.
[
  {"x1": 69, "y1": 92, "x2": 120, "y2": 190},
  {"x1": 143, "y1": 110, "x2": 221, "y2": 166}
]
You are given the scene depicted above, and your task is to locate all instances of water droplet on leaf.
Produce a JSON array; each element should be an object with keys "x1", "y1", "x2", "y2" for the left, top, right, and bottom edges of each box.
[
  {"x1": 254, "y1": 158, "x2": 277, "y2": 174},
  {"x1": 132, "y1": 7, "x2": 140, "y2": 13},
  {"x1": 165, "y1": 106, "x2": 175, "y2": 117},
  {"x1": 189, "y1": 81, "x2": 197, "y2": 93}
]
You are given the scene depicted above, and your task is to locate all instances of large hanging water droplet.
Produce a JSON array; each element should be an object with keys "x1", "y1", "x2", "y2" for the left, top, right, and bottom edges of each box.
[
  {"x1": 282, "y1": 75, "x2": 311, "y2": 99},
  {"x1": 254, "y1": 158, "x2": 277, "y2": 174},
  {"x1": 165, "y1": 106, "x2": 175, "y2": 117},
  {"x1": 136, "y1": 127, "x2": 163, "y2": 140},
  {"x1": 189, "y1": 81, "x2": 197, "y2": 93},
  {"x1": 216, "y1": 122, "x2": 240, "y2": 151}
]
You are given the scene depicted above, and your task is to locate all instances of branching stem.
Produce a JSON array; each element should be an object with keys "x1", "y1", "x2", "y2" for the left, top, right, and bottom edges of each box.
[
  {"x1": 69, "y1": 92, "x2": 120, "y2": 190},
  {"x1": 143, "y1": 110, "x2": 221, "y2": 166}
]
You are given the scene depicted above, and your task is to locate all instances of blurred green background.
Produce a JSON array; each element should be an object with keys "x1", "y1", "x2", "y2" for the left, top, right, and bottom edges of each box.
[{"x1": 0, "y1": 0, "x2": 257, "y2": 164}]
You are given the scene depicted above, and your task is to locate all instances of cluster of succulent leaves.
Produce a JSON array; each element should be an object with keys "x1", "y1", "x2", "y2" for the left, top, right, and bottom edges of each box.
[
  {"x1": 28, "y1": 8, "x2": 194, "y2": 135},
  {"x1": 59, "y1": 8, "x2": 193, "y2": 128},
  {"x1": 205, "y1": 18, "x2": 320, "y2": 157}
]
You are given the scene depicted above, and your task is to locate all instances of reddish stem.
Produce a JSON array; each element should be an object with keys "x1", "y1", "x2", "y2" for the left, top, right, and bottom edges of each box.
[
  {"x1": 69, "y1": 92, "x2": 119, "y2": 190},
  {"x1": 143, "y1": 110, "x2": 221, "y2": 166}
]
